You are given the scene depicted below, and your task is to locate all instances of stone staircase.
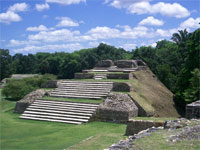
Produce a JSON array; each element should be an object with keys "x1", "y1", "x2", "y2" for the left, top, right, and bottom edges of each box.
[
  {"x1": 20, "y1": 99, "x2": 99, "y2": 124},
  {"x1": 50, "y1": 81, "x2": 113, "y2": 99},
  {"x1": 94, "y1": 74, "x2": 107, "y2": 80}
]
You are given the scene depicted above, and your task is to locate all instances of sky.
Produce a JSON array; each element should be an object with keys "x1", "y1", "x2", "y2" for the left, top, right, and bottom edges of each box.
[{"x1": 0, "y1": 0, "x2": 199, "y2": 55}]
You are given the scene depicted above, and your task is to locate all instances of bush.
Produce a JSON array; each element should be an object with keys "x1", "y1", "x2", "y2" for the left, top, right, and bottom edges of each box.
[
  {"x1": 2, "y1": 80, "x2": 36, "y2": 101},
  {"x1": 2, "y1": 74, "x2": 57, "y2": 101}
]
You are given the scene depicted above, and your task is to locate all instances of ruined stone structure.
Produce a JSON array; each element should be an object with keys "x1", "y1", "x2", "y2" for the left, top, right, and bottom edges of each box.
[
  {"x1": 186, "y1": 100, "x2": 200, "y2": 119},
  {"x1": 11, "y1": 74, "x2": 40, "y2": 79},
  {"x1": 96, "y1": 93, "x2": 138, "y2": 123}
]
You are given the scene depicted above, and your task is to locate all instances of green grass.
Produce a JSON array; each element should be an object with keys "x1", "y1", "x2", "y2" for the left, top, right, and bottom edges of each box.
[
  {"x1": 132, "y1": 117, "x2": 177, "y2": 122},
  {"x1": 0, "y1": 89, "x2": 126, "y2": 150},
  {"x1": 132, "y1": 129, "x2": 200, "y2": 150},
  {"x1": 41, "y1": 96, "x2": 104, "y2": 104}
]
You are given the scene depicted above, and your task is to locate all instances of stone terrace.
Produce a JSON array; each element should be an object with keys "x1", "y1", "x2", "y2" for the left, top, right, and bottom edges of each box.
[{"x1": 50, "y1": 81, "x2": 113, "y2": 99}]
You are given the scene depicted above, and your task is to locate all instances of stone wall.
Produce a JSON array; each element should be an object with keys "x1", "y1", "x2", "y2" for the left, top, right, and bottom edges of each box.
[
  {"x1": 186, "y1": 100, "x2": 200, "y2": 119},
  {"x1": 125, "y1": 120, "x2": 164, "y2": 136},
  {"x1": 14, "y1": 89, "x2": 50, "y2": 113},
  {"x1": 114, "y1": 60, "x2": 137, "y2": 68},
  {"x1": 41, "y1": 80, "x2": 58, "y2": 88},
  {"x1": 95, "y1": 60, "x2": 113, "y2": 68},
  {"x1": 74, "y1": 73, "x2": 94, "y2": 79},
  {"x1": 112, "y1": 82, "x2": 132, "y2": 92},
  {"x1": 96, "y1": 93, "x2": 138, "y2": 123},
  {"x1": 107, "y1": 73, "x2": 130, "y2": 79}
]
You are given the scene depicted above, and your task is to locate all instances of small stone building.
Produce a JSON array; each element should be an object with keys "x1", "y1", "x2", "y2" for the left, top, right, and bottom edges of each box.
[
  {"x1": 96, "y1": 93, "x2": 138, "y2": 123},
  {"x1": 186, "y1": 100, "x2": 200, "y2": 119}
]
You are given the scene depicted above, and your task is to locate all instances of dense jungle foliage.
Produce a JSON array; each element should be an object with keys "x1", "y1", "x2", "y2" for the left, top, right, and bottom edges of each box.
[{"x1": 1, "y1": 28, "x2": 199, "y2": 109}]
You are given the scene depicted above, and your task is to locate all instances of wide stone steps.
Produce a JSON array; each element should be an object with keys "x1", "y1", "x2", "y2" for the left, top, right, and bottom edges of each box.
[
  {"x1": 51, "y1": 81, "x2": 113, "y2": 99},
  {"x1": 20, "y1": 99, "x2": 100, "y2": 124},
  {"x1": 94, "y1": 74, "x2": 107, "y2": 80}
]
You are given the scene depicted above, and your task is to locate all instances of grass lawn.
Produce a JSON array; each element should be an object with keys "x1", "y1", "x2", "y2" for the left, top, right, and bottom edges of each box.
[
  {"x1": 41, "y1": 96, "x2": 104, "y2": 104},
  {"x1": 132, "y1": 129, "x2": 200, "y2": 150},
  {"x1": 132, "y1": 117, "x2": 177, "y2": 122},
  {"x1": 0, "y1": 89, "x2": 126, "y2": 150}
]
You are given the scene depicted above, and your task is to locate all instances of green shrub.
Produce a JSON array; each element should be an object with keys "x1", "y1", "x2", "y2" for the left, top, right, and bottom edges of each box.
[
  {"x1": 2, "y1": 80, "x2": 37, "y2": 101},
  {"x1": 38, "y1": 74, "x2": 57, "y2": 87},
  {"x1": 2, "y1": 74, "x2": 57, "y2": 101}
]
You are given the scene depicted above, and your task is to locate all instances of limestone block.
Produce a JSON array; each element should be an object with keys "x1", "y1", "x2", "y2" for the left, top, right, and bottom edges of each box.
[
  {"x1": 74, "y1": 73, "x2": 94, "y2": 79},
  {"x1": 114, "y1": 60, "x2": 137, "y2": 68},
  {"x1": 96, "y1": 93, "x2": 138, "y2": 123},
  {"x1": 125, "y1": 120, "x2": 164, "y2": 136},
  {"x1": 107, "y1": 73, "x2": 130, "y2": 79},
  {"x1": 95, "y1": 60, "x2": 113, "y2": 68},
  {"x1": 112, "y1": 82, "x2": 132, "y2": 92}
]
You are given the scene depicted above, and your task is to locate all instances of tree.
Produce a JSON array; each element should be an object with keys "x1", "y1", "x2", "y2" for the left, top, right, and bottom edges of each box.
[{"x1": 0, "y1": 49, "x2": 12, "y2": 80}]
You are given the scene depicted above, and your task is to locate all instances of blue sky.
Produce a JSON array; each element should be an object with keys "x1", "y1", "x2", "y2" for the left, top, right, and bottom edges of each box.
[{"x1": 0, "y1": 0, "x2": 199, "y2": 55}]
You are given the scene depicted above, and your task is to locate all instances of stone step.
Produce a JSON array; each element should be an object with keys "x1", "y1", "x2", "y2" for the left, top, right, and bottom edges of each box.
[
  {"x1": 28, "y1": 105, "x2": 95, "y2": 113},
  {"x1": 60, "y1": 81, "x2": 112, "y2": 84},
  {"x1": 23, "y1": 111, "x2": 90, "y2": 119},
  {"x1": 36, "y1": 99, "x2": 100, "y2": 107},
  {"x1": 26, "y1": 108, "x2": 93, "y2": 116},
  {"x1": 50, "y1": 94, "x2": 102, "y2": 99},
  {"x1": 50, "y1": 92, "x2": 108, "y2": 96},
  {"x1": 21, "y1": 114, "x2": 89, "y2": 122},
  {"x1": 58, "y1": 85, "x2": 112, "y2": 88},
  {"x1": 20, "y1": 116, "x2": 82, "y2": 124},
  {"x1": 31, "y1": 103, "x2": 97, "y2": 111},
  {"x1": 20, "y1": 99, "x2": 99, "y2": 124},
  {"x1": 52, "y1": 88, "x2": 110, "y2": 92},
  {"x1": 33, "y1": 101, "x2": 99, "y2": 109}
]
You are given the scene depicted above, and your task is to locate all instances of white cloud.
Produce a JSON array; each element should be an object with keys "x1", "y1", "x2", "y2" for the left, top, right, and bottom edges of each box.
[
  {"x1": 8, "y1": 39, "x2": 40, "y2": 47},
  {"x1": 35, "y1": 3, "x2": 50, "y2": 11},
  {"x1": 156, "y1": 28, "x2": 178, "y2": 37},
  {"x1": 0, "y1": 3, "x2": 28, "y2": 24},
  {"x1": 13, "y1": 43, "x2": 83, "y2": 53},
  {"x1": 109, "y1": 0, "x2": 150, "y2": 9},
  {"x1": 46, "y1": 0, "x2": 86, "y2": 5},
  {"x1": 180, "y1": 17, "x2": 200, "y2": 29},
  {"x1": 56, "y1": 17, "x2": 79, "y2": 27},
  {"x1": 8, "y1": 3, "x2": 29, "y2": 12},
  {"x1": 108, "y1": 1, "x2": 190, "y2": 18},
  {"x1": 87, "y1": 26, "x2": 121, "y2": 39},
  {"x1": 0, "y1": 11, "x2": 21, "y2": 24},
  {"x1": 28, "y1": 29, "x2": 81, "y2": 42},
  {"x1": 26, "y1": 25, "x2": 49, "y2": 32},
  {"x1": 139, "y1": 16, "x2": 164, "y2": 26}
]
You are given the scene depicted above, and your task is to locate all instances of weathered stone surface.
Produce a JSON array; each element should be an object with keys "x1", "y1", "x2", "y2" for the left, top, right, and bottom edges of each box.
[
  {"x1": 125, "y1": 120, "x2": 164, "y2": 136},
  {"x1": 164, "y1": 118, "x2": 192, "y2": 129},
  {"x1": 168, "y1": 124, "x2": 200, "y2": 143},
  {"x1": 95, "y1": 60, "x2": 113, "y2": 68},
  {"x1": 112, "y1": 82, "x2": 132, "y2": 92},
  {"x1": 136, "y1": 60, "x2": 146, "y2": 66},
  {"x1": 41, "y1": 80, "x2": 58, "y2": 88},
  {"x1": 11, "y1": 74, "x2": 39, "y2": 79},
  {"x1": 0, "y1": 78, "x2": 7, "y2": 88},
  {"x1": 74, "y1": 73, "x2": 94, "y2": 79},
  {"x1": 114, "y1": 60, "x2": 137, "y2": 68},
  {"x1": 14, "y1": 89, "x2": 50, "y2": 113},
  {"x1": 96, "y1": 93, "x2": 138, "y2": 123},
  {"x1": 186, "y1": 100, "x2": 200, "y2": 119},
  {"x1": 107, "y1": 73, "x2": 130, "y2": 79},
  {"x1": 109, "y1": 126, "x2": 163, "y2": 150}
]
